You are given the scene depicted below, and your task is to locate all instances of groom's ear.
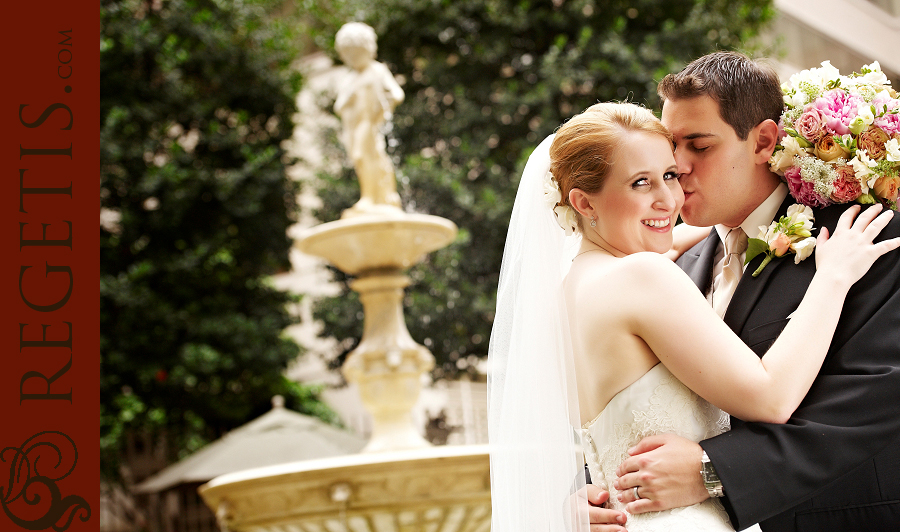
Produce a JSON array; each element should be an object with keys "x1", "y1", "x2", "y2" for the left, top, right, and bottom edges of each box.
[
  {"x1": 752, "y1": 119, "x2": 779, "y2": 165},
  {"x1": 568, "y1": 188, "x2": 594, "y2": 219}
]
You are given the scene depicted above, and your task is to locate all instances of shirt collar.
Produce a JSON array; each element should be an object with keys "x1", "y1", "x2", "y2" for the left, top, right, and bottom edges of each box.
[{"x1": 715, "y1": 183, "x2": 788, "y2": 243}]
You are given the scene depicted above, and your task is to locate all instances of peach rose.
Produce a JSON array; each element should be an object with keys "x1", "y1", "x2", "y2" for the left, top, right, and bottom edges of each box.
[
  {"x1": 769, "y1": 232, "x2": 792, "y2": 257},
  {"x1": 873, "y1": 175, "x2": 900, "y2": 203},
  {"x1": 815, "y1": 135, "x2": 845, "y2": 162},
  {"x1": 857, "y1": 125, "x2": 890, "y2": 160}
]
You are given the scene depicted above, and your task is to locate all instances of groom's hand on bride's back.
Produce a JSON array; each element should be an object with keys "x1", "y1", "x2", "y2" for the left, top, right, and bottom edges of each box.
[
  {"x1": 576, "y1": 483, "x2": 628, "y2": 532},
  {"x1": 613, "y1": 433, "x2": 709, "y2": 514}
]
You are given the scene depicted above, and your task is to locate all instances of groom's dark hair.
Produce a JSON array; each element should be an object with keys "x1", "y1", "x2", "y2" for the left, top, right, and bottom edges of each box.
[{"x1": 657, "y1": 51, "x2": 783, "y2": 141}]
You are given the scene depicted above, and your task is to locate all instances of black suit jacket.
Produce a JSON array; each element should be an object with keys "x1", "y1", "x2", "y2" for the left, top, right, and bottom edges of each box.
[{"x1": 676, "y1": 198, "x2": 900, "y2": 531}]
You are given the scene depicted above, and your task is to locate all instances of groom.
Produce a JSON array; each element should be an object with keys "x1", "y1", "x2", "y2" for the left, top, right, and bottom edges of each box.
[{"x1": 590, "y1": 52, "x2": 900, "y2": 531}]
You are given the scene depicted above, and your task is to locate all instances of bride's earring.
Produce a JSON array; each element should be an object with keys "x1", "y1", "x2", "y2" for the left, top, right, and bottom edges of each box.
[{"x1": 590, "y1": 217, "x2": 597, "y2": 227}]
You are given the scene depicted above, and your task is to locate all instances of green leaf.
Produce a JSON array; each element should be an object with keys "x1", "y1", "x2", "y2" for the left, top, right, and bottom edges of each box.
[{"x1": 744, "y1": 237, "x2": 769, "y2": 265}]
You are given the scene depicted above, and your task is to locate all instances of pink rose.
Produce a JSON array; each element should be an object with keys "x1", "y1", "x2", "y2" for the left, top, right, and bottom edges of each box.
[
  {"x1": 785, "y1": 166, "x2": 832, "y2": 208},
  {"x1": 873, "y1": 95, "x2": 900, "y2": 135},
  {"x1": 813, "y1": 89, "x2": 865, "y2": 136},
  {"x1": 794, "y1": 108, "x2": 827, "y2": 143},
  {"x1": 831, "y1": 165, "x2": 862, "y2": 203},
  {"x1": 769, "y1": 232, "x2": 792, "y2": 257}
]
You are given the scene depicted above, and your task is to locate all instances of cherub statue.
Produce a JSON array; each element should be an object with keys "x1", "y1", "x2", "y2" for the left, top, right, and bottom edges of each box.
[{"x1": 334, "y1": 22, "x2": 405, "y2": 216}]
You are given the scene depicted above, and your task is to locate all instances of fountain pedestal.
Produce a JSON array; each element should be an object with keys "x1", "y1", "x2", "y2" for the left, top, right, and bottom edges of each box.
[
  {"x1": 297, "y1": 212, "x2": 457, "y2": 452},
  {"x1": 199, "y1": 212, "x2": 493, "y2": 532}
]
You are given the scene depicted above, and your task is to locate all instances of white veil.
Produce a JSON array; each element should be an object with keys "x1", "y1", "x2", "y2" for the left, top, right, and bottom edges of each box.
[{"x1": 487, "y1": 135, "x2": 589, "y2": 532}]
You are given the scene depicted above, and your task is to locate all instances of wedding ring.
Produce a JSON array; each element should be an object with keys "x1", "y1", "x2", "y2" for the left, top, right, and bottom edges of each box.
[{"x1": 633, "y1": 486, "x2": 642, "y2": 500}]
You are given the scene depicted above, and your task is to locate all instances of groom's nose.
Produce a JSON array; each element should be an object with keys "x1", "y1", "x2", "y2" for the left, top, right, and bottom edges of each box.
[{"x1": 673, "y1": 149, "x2": 692, "y2": 178}]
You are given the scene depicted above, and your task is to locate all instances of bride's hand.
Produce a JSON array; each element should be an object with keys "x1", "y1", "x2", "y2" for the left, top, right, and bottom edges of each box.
[
  {"x1": 814, "y1": 204, "x2": 900, "y2": 289},
  {"x1": 574, "y1": 484, "x2": 628, "y2": 532}
]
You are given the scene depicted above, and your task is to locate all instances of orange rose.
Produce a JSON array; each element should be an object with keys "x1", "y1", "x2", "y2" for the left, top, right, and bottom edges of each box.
[
  {"x1": 857, "y1": 126, "x2": 890, "y2": 160},
  {"x1": 815, "y1": 135, "x2": 845, "y2": 162},
  {"x1": 873, "y1": 175, "x2": 900, "y2": 203}
]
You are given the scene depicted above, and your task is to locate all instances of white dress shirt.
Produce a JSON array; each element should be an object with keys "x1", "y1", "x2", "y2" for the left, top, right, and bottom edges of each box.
[{"x1": 708, "y1": 183, "x2": 789, "y2": 311}]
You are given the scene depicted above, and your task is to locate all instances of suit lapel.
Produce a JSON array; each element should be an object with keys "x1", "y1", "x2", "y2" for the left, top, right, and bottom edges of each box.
[
  {"x1": 680, "y1": 228, "x2": 719, "y2": 295},
  {"x1": 722, "y1": 196, "x2": 796, "y2": 334}
]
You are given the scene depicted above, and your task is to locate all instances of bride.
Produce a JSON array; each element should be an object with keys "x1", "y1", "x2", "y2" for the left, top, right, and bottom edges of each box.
[{"x1": 487, "y1": 102, "x2": 899, "y2": 532}]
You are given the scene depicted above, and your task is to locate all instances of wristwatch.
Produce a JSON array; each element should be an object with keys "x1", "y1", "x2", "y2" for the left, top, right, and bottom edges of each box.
[{"x1": 700, "y1": 451, "x2": 725, "y2": 498}]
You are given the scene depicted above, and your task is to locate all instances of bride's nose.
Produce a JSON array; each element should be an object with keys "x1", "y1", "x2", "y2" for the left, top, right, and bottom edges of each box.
[{"x1": 654, "y1": 183, "x2": 678, "y2": 210}]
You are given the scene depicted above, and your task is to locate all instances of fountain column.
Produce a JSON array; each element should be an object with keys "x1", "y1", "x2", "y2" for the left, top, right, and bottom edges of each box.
[{"x1": 344, "y1": 272, "x2": 434, "y2": 452}]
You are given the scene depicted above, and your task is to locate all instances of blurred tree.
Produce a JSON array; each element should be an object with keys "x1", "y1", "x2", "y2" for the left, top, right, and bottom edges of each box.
[
  {"x1": 301, "y1": 0, "x2": 775, "y2": 380},
  {"x1": 100, "y1": 0, "x2": 336, "y2": 482}
]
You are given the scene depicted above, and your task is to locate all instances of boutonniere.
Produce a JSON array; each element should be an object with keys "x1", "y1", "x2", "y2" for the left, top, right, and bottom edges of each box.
[{"x1": 745, "y1": 204, "x2": 818, "y2": 277}]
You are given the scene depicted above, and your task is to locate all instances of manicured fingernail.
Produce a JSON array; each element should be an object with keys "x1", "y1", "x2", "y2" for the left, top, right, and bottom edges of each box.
[{"x1": 617, "y1": 494, "x2": 623, "y2": 502}]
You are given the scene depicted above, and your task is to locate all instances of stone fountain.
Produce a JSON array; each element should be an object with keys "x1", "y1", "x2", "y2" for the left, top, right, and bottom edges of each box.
[{"x1": 199, "y1": 22, "x2": 491, "y2": 532}]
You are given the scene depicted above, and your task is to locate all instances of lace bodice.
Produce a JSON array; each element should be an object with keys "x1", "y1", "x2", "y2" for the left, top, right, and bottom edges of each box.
[{"x1": 581, "y1": 363, "x2": 751, "y2": 531}]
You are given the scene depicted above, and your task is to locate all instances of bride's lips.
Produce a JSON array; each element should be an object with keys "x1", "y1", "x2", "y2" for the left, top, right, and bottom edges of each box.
[{"x1": 641, "y1": 217, "x2": 673, "y2": 232}]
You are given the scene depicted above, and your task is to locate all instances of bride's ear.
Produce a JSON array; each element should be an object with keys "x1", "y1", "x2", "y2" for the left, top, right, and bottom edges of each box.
[{"x1": 568, "y1": 188, "x2": 595, "y2": 220}]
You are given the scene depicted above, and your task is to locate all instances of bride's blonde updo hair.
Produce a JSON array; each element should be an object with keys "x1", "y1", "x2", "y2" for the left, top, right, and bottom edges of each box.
[{"x1": 549, "y1": 102, "x2": 673, "y2": 231}]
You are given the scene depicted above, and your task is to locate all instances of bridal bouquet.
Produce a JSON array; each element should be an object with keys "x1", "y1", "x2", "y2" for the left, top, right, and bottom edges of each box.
[{"x1": 769, "y1": 61, "x2": 900, "y2": 210}]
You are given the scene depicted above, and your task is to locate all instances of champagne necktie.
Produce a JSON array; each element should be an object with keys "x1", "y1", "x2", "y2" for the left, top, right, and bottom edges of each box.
[{"x1": 713, "y1": 227, "x2": 748, "y2": 318}]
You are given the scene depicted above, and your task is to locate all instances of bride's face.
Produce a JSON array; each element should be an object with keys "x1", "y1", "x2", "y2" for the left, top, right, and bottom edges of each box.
[{"x1": 590, "y1": 131, "x2": 683, "y2": 254}]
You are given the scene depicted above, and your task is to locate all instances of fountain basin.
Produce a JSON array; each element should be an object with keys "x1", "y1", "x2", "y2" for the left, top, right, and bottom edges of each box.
[
  {"x1": 296, "y1": 213, "x2": 457, "y2": 276},
  {"x1": 199, "y1": 445, "x2": 491, "y2": 532}
]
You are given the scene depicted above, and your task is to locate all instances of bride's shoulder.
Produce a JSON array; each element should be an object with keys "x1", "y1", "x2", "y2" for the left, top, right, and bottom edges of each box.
[
  {"x1": 571, "y1": 252, "x2": 686, "y2": 294},
  {"x1": 614, "y1": 251, "x2": 685, "y2": 280}
]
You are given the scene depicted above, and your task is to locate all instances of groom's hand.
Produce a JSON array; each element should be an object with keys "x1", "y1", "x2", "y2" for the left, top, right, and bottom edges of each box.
[{"x1": 613, "y1": 433, "x2": 708, "y2": 514}]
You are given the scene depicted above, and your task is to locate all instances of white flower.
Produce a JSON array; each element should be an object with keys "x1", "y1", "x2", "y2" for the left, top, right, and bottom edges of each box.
[
  {"x1": 786, "y1": 204, "x2": 815, "y2": 232},
  {"x1": 858, "y1": 61, "x2": 890, "y2": 86},
  {"x1": 857, "y1": 105, "x2": 876, "y2": 127},
  {"x1": 791, "y1": 237, "x2": 817, "y2": 264},
  {"x1": 782, "y1": 135, "x2": 808, "y2": 159},
  {"x1": 886, "y1": 138, "x2": 900, "y2": 163},
  {"x1": 543, "y1": 172, "x2": 562, "y2": 208},
  {"x1": 816, "y1": 61, "x2": 842, "y2": 82},
  {"x1": 553, "y1": 205, "x2": 578, "y2": 236},
  {"x1": 769, "y1": 149, "x2": 793, "y2": 175},
  {"x1": 850, "y1": 150, "x2": 877, "y2": 183},
  {"x1": 783, "y1": 88, "x2": 807, "y2": 109}
]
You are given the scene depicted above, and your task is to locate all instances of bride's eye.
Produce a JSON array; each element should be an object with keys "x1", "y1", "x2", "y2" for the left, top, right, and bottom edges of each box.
[
  {"x1": 664, "y1": 172, "x2": 680, "y2": 181},
  {"x1": 631, "y1": 178, "x2": 649, "y2": 188}
]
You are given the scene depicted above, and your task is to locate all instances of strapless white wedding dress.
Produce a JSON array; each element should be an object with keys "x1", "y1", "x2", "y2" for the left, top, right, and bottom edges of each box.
[{"x1": 582, "y1": 363, "x2": 760, "y2": 531}]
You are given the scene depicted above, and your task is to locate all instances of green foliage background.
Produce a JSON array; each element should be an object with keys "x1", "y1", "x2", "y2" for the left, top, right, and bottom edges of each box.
[
  {"x1": 301, "y1": 0, "x2": 775, "y2": 379},
  {"x1": 100, "y1": 0, "x2": 336, "y2": 481}
]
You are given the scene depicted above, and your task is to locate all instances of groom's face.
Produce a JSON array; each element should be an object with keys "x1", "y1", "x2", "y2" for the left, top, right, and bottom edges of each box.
[{"x1": 662, "y1": 95, "x2": 760, "y2": 228}]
